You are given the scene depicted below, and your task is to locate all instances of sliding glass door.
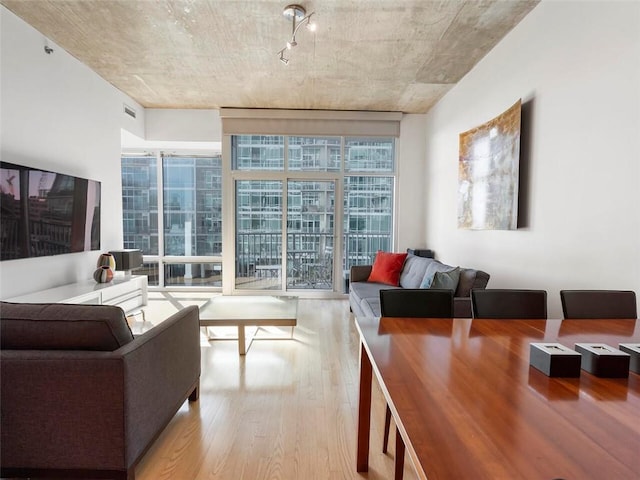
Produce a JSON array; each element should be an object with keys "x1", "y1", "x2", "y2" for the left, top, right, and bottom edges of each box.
[
  {"x1": 230, "y1": 135, "x2": 394, "y2": 294},
  {"x1": 286, "y1": 180, "x2": 335, "y2": 290},
  {"x1": 235, "y1": 180, "x2": 283, "y2": 290}
]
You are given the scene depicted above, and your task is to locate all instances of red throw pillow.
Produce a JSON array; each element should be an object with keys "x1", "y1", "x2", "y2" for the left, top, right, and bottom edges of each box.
[{"x1": 368, "y1": 251, "x2": 408, "y2": 286}]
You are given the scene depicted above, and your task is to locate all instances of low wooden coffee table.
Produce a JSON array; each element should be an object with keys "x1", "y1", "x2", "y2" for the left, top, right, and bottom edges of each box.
[{"x1": 199, "y1": 295, "x2": 298, "y2": 355}]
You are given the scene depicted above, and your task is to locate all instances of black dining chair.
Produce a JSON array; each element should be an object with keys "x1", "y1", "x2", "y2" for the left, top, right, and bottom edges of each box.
[
  {"x1": 560, "y1": 290, "x2": 637, "y2": 319},
  {"x1": 471, "y1": 289, "x2": 548, "y2": 319},
  {"x1": 379, "y1": 288, "x2": 454, "y2": 318},
  {"x1": 378, "y1": 288, "x2": 454, "y2": 462}
]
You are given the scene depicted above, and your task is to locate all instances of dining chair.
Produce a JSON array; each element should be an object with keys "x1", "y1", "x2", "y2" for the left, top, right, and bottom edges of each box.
[
  {"x1": 380, "y1": 288, "x2": 454, "y2": 318},
  {"x1": 560, "y1": 290, "x2": 637, "y2": 319},
  {"x1": 471, "y1": 289, "x2": 548, "y2": 319},
  {"x1": 379, "y1": 288, "x2": 454, "y2": 465}
]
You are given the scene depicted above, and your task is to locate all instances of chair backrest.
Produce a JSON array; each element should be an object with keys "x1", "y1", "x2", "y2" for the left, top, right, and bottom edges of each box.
[
  {"x1": 471, "y1": 289, "x2": 547, "y2": 319},
  {"x1": 560, "y1": 290, "x2": 637, "y2": 319},
  {"x1": 379, "y1": 289, "x2": 454, "y2": 318}
]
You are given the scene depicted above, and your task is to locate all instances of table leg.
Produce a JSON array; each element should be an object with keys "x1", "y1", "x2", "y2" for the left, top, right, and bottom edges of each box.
[
  {"x1": 357, "y1": 342, "x2": 373, "y2": 472},
  {"x1": 395, "y1": 426, "x2": 405, "y2": 480},
  {"x1": 238, "y1": 325, "x2": 246, "y2": 355}
]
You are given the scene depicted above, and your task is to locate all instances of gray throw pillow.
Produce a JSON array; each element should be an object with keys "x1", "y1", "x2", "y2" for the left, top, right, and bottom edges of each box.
[
  {"x1": 430, "y1": 267, "x2": 461, "y2": 291},
  {"x1": 420, "y1": 261, "x2": 454, "y2": 288}
]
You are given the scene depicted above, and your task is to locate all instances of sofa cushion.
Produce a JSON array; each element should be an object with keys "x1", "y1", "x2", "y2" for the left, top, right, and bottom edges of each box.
[
  {"x1": 360, "y1": 297, "x2": 381, "y2": 317},
  {"x1": 399, "y1": 254, "x2": 436, "y2": 289},
  {"x1": 456, "y1": 268, "x2": 491, "y2": 297},
  {"x1": 431, "y1": 267, "x2": 461, "y2": 291},
  {"x1": 0, "y1": 302, "x2": 134, "y2": 351},
  {"x1": 368, "y1": 251, "x2": 407, "y2": 286},
  {"x1": 420, "y1": 261, "x2": 456, "y2": 288},
  {"x1": 350, "y1": 280, "x2": 393, "y2": 303}
]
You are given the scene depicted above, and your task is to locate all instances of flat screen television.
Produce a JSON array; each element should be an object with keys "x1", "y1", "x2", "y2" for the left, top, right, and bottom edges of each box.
[{"x1": 0, "y1": 161, "x2": 101, "y2": 261}]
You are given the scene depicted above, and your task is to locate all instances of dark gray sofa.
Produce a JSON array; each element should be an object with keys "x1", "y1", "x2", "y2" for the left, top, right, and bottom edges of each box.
[
  {"x1": 0, "y1": 301, "x2": 201, "y2": 480},
  {"x1": 349, "y1": 252, "x2": 490, "y2": 318}
]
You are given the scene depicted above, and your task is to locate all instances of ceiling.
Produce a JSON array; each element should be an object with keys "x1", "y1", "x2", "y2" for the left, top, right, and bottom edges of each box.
[{"x1": 1, "y1": 0, "x2": 539, "y2": 113}]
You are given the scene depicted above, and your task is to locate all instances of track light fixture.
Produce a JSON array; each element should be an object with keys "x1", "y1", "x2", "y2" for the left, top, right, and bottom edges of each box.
[
  {"x1": 277, "y1": 4, "x2": 316, "y2": 64},
  {"x1": 278, "y1": 48, "x2": 290, "y2": 65}
]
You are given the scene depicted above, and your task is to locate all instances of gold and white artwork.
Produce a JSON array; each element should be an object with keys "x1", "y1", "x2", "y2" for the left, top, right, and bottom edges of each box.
[{"x1": 458, "y1": 100, "x2": 521, "y2": 230}]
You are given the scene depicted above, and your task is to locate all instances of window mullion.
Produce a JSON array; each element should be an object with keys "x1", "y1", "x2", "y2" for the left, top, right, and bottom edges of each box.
[{"x1": 156, "y1": 151, "x2": 165, "y2": 288}]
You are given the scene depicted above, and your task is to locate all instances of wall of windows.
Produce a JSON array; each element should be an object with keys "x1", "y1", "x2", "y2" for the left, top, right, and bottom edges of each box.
[
  {"x1": 121, "y1": 135, "x2": 396, "y2": 293},
  {"x1": 230, "y1": 135, "x2": 395, "y2": 293},
  {"x1": 121, "y1": 153, "x2": 222, "y2": 287}
]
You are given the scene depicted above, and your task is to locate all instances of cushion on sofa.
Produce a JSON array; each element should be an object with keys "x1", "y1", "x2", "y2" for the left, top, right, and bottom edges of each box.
[
  {"x1": 456, "y1": 268, "x2": 491, "y2": 297},
  {"x1": 359, "y1": 297, "x2": 382, "y2": 317},
  {"x1": 368, "y1": 251, "x2": 408, "y2": 286},
  {"x1": 399, "y1": 254, "x2": 436, "y2": 288},
  {"x1": 431, "y1": 267, "x2": 461, "y2": 291},
  {"x1": 0, "y1": 302, "x2": 134, "y2": 351},
  {"x1": 420, "y1": 261, "x2": 457, "y2": 288}
]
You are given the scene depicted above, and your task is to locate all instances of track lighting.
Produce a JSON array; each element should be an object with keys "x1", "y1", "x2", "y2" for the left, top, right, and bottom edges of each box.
[
  {"x1": 278, "y1": 48, "x2": 290, "y2": 65},
  {"x1": 277, "y1": 4, "x2": 316, "y2": 64}
]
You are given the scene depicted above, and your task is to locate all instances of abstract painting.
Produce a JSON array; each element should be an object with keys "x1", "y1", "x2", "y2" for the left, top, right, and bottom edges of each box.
[{"x1": 458, "y1": 99, "x2": 521, "y2": 230}]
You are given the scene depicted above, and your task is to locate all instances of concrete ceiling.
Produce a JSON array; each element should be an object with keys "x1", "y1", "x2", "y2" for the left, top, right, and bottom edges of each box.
[{"x1": 1, "y1": 0, "x2": 539, "y2": 113}]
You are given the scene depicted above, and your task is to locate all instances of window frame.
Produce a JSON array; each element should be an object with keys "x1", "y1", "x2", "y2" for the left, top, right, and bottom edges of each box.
[{"x1": 120, "y1": 150, "x2": 223, "y2": 290}]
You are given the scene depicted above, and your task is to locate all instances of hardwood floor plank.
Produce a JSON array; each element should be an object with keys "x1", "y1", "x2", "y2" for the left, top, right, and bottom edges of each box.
[{"x1": 134, "y1": 299, "x2": 417, "y2": 480}]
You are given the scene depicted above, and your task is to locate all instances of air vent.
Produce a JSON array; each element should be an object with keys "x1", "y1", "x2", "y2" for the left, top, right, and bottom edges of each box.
[{"x1": 123, "y1": 104, "x2": 137, "y2": 119}]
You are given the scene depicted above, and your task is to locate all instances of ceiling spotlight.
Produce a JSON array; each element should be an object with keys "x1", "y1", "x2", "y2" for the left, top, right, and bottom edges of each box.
[
  {"x1": 277, "y1": 4, "x2": 316, "y2": 64},
  {"x1": 278, "y1": 48, "x2": 290, "y2": 65}
]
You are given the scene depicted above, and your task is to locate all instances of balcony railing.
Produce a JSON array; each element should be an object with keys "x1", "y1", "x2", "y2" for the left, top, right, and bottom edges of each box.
[{"x1": 235, "y1": 231, "x2": 391, "y2": 291}]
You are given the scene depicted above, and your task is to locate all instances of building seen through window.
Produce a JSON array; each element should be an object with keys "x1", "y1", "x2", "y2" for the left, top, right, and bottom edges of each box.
[
  {"x1": 122, "y1": 136, "x2": 395, "y2": 292},
  {"x1": 121, "y1": 154, "x2": 222, "y2": 287}
]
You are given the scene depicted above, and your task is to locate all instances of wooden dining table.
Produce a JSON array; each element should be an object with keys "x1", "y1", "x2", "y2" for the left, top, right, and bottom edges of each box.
[{"x1": 355, "y1": 317, "x2": 640, "y2": 480}]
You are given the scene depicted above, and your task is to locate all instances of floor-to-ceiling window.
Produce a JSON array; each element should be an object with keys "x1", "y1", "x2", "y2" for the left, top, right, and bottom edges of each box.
[
  {"x1": 343, "y1": 138, "x2": 395, "y2": 270},
  {"x1": 122, "y1": 110, "x2": 400, "y2": 294},
  {"x1": 230, "y1": 135, "x2": 395, "y2": 293},
  {"x1": 121, "y1": 153, "x2": 222, "y2": 288}
]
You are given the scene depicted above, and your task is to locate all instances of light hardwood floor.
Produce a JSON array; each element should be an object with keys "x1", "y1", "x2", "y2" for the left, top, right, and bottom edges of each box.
[{"x1": 134, "y1": 296, "x2": 418, "y2": 480}]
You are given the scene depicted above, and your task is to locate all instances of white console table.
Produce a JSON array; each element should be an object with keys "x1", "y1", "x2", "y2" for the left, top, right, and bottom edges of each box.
[{"x1": 4, "y1": 276, "x2": 148, "y2": 314}]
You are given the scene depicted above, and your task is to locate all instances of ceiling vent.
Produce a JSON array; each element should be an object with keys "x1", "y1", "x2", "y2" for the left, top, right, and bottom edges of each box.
[{"x1": 123, "y1": 104, "x2": 137, "y2": 119}]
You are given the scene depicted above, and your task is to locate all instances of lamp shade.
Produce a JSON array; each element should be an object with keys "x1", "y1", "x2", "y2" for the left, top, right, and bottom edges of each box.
[{"x1": 109, "y1": 249, "x2": 143, "y2": 271}]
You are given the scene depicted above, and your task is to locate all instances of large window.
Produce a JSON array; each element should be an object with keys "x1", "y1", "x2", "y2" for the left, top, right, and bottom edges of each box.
[
  {"x1": 121, "y1": 154, "x2": 222, "y2": 287},
  {"x1": 122, "y1": 133, "x2": 396, "y2": 293},
  {"x1": 231, "y1": 135, "x2": 395, "y2": 293},
  {"x1": 121, "y1": 155, "x2": 159, "y2": 255}
]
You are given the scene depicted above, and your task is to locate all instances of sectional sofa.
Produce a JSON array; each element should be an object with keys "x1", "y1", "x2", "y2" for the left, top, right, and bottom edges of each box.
[{"x1": 349, "y1": 251, "x2": 490, "y2": 318}]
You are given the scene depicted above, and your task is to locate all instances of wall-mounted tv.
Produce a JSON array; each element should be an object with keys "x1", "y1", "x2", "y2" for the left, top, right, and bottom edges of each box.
[{"x1": 0, "y1": 162, "x2": 101, "y2": 261}]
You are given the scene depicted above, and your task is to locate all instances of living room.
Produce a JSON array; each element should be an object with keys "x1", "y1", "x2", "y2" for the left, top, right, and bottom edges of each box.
[
  {"x1": 1, "y1": 1, "x2": 639, "y2": 479},
  {"x1": 1, "y1": 1, "x2": 638, "y2": 315}
]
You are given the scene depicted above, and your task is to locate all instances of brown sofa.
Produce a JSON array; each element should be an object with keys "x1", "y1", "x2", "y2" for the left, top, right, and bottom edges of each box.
[{"x1": 0, "y1": 301, "x2": 201, "y2": 480}]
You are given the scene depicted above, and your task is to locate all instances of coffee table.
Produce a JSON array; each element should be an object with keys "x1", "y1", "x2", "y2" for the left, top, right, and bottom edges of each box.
[{"x1": 199, "y1": 295, "x2": 298, "y2": 354}]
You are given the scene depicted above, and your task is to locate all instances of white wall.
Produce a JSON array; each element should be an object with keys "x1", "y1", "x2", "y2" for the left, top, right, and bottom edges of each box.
[
  {"x1": 0, "y1": 7, "x2": 144, "y2": 298},
  {"x1": 397, "y1": 114, "x2": 428, "y2": 251},
  {"x1": 422, "y1": 1, "x2": 640, "y2": 317},
  {"x1": 146, "y1": 108, "x2": 221, "y2": 142}
]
